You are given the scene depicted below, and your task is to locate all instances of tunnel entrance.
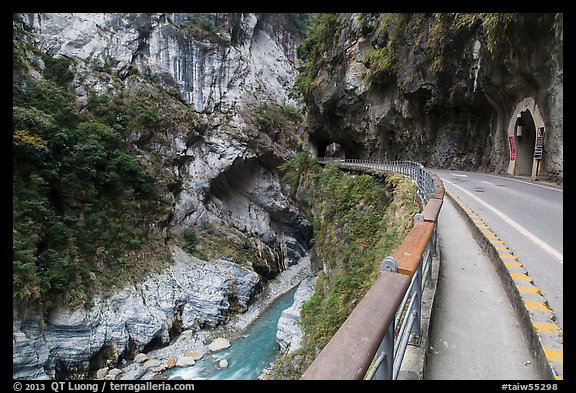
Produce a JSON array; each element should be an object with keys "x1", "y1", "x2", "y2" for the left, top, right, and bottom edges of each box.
[
  {"x1": 513, "y1": 111, "x2": 536, "y2": 176},
  {"x1": 507, "y1": 98, "x2": 546, "y2": 179},
  {"x1": 318, "y1": 142, "x2": 345, "y2": 160}
]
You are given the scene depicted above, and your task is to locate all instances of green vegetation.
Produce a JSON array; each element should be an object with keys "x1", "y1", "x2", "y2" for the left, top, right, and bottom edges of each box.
[
  {"x1": 363, "y1": 47, "x2": 396, "y2": 74},
  {"x1": 42, "y1": 54, "x2": 75, "y2": 86},
  {"x1": 187, "y1": 223, "x2": 256, "y2": 267},
  {"x1": 481, "y1": 13, "x2": 517, "y2": 52},
  {"x1": 360, "y1": 13, "x2": 409, "y2": 78},
  {"x1": 290, "y1": 12, "x2": 519, "y2": 102},
  {"x1": 288, "y1": 13, "x2": 313, "y2": 36},
  {"x1": 271, "y1": 155, "x2": 420, "y2": 378},
  {"x1": 182, "y1": 228, "x2": 198, "y2": 255},
  {"x1": 180, "y1": 14, "x2": 230, "y2": 44},
  {"x1": 290, "y1": 13, "x2": 340, "y2": 101},
  {"x1": 277, "y1": 151, "x2": 316, "y2": 198},
  {"x1": 253, "y1": 103, "x2": 305, "y2": 151},
  {"x1": 428, "y1": 13, "x2": 518, "y2": 71},
  {"x1": 254, "y1": 103, "x2": 303, "y2": 133},
  {"x1": 13, "y1": 52, "x2": 173, "y2": 311}
]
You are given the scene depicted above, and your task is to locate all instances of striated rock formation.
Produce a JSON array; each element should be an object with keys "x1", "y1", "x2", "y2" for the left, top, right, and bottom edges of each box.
[
  {"x1": 14, "y1": 12, "x2": 312, "y2": 275},
  {"x1": 17, "y1": 13, "x2": 298, "y2": 113},
  {"x1": 13, "y1": 247, "x2": 260, "y2": 379},
  {"x1": 13, "y1": 12, "x2": 312, "y2": 379},
  {"x1": 302, "y1": 13, "x2": 563, "y2": 182}
]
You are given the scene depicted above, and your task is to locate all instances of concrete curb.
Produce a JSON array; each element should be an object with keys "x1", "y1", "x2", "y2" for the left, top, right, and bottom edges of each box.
[{"x1": 446, "y1": 189, "x2": 563, "y2": 380}]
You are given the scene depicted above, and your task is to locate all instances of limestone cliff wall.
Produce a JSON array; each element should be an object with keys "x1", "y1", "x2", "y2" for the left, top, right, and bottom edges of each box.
[
  {"x1": 13, "y1": 12, "x2": 311, "y2": 379},
  {"x1": 304, "y1": 13, "x2": 562, "y2": 182}
]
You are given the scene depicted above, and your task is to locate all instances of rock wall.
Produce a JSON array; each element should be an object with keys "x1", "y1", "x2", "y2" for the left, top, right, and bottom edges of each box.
[
  {"x1": 276, "y1": 276, "x2": 315, "y2": 354},
  {"x1": 14, "y1": 11, "x2": 312, "y2": 278},
  {"x1": 13, "y1": 12, "x2": 312, "y2": 379},
  {"x1": 13, "y1": 247, "x2": 260, "y2": 379},
  {"x1": 304, "y1": 13, "x2": 563, "y2": 182}
]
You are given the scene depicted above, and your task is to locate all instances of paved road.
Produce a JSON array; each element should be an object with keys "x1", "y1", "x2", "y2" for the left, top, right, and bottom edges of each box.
[
  {"x1": 425, "y1": 196, "x2": 543, "y2": 379},
  {"x1": 430, "y1": 169, "x2": 563, "y2": 330}
]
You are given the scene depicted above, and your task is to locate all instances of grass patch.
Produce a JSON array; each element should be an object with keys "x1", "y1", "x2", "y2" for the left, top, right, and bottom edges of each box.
[{"x1": 270, "y1": 158, "x2": 420, "y2": 378}]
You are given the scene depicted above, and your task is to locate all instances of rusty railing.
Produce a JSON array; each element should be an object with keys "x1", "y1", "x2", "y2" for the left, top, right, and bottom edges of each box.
[{"x1": 302, "y1": 158, "x2": 444, "y2": 380}]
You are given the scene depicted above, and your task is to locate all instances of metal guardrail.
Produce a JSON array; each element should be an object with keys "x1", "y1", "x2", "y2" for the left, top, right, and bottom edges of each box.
[{"x1": 301, "y1": 157, "x2": 444, "y2": 380}]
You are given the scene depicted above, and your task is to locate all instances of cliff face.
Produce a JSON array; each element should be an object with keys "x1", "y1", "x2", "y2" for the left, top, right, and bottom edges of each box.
[
  {"x1": 13, "y1": 247, "x2": 260, "y2": 379},
  {"x1": 13, "y1": 12, "x2": 311, "y2": 379},
  {"x1": 303, "y1": 13, "x2": 562, "y2": 182}
]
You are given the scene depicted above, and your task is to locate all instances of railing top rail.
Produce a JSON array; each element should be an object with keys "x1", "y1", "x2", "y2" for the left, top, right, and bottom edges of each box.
[
  {"x1": 301, "y1": 271, "x2": 411, "y2": 380},
  {"x1": 393, "y1": 221, "x2": 435, "y2": 278}
]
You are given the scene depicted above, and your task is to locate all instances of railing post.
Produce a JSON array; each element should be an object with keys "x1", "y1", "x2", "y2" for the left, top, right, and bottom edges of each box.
[
  {"x1": 374, "y1": 323, "x2": 394, "y2": 379},
  {"x1": 414, "y1": 213, "x2": 424, "y2": 224},
  {"x1": 410, "y1": 262, "x2": 422, "y2": 345},
  {"x1": 367, "y1": 256, "x2": 399, "y2": 380},
  {"x1": 426, "y1": 235, "x2": 434, "y2": 285}
]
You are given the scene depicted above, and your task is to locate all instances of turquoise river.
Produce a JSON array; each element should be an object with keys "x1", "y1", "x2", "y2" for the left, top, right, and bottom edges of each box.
[{"x1": 165, "y1": 287, "x2": 297, "y2": 380}]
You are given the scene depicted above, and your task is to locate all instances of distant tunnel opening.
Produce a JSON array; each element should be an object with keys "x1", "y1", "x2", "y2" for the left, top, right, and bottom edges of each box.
[{"x1": 317, "y1": 141, "x2": 346, "y2": 160}]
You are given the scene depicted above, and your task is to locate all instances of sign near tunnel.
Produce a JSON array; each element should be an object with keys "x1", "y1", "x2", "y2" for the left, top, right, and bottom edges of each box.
[
  {"x1": 508, "y1": 136, "x2": 517, "y2": 161},
  {"x1": 534, "y1": 127, "x2": 545, "y2": 160}
]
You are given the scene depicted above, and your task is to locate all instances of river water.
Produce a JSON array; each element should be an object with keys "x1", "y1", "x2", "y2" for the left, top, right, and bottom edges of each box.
[{"x1": 165, "y1": 287, "x2": 297, "y2": 380}]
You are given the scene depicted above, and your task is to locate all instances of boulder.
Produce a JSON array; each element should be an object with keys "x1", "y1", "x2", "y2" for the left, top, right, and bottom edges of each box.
[
  {"x1": 184, "y1": 351, "x2": 204, "y2": 361},
  {"x1": 208, "y1": 337, "x2": 231, "y2": 352},
  {"x1": 96, "y1": 367, "x2": 108, "y2": 379},
  {"x1": 175, "y1": 356, "x2": 195, "y2": 368},
  {"x1": 276, "y1": 277, "x2": 315, "y2": 354},
  {"x1": 143, "y1": 358, "x2": 161, "y2": 369},
  {"x1": 108, "y1": 368, "x2": 122, "y2": 377},
  {"x1": 166, "y1": 357, "x2": 177, "y2": 369},
  {"x1": 134, "y1": 353, "x2": 148, "y2": 363}
]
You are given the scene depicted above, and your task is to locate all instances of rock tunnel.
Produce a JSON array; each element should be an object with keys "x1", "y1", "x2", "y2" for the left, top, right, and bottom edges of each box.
[
  {"x1": 312, "y1": 135, "x2": 364, "y2": 161},
  {"x1": 317, "y1": 141, "x2": 346, "y2": 160}
]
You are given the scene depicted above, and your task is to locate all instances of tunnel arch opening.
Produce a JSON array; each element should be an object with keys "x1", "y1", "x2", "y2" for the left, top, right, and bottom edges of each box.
[
  {"x1": 318, "y1": 141, "x2": 346, "y2": 160},
  {"x1": 513, "y1": 110, "x2": 536, "y2": 176},
  {"x1": 506, "y1": 97, "x2": 546, "y2": 179}
]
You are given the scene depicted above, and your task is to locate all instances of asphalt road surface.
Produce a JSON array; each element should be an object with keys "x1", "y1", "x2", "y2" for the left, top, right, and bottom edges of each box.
[{"x1": 430, "y1": 169, "x2": 563, "y2": 330}]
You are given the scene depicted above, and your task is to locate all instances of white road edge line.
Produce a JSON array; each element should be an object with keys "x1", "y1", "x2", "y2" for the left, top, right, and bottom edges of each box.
[
  {"x1": 442, "y1": 177, "x2": 563, "y2": 264},
  {"x1": 481, "y1": 173, "x2": 563, "y2": 192}
]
